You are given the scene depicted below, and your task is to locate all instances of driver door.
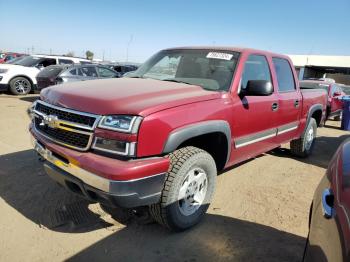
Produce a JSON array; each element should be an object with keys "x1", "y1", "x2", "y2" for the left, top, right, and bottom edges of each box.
[{"x1": 230, "y1": 54, "x2": 279, "y2": 164}]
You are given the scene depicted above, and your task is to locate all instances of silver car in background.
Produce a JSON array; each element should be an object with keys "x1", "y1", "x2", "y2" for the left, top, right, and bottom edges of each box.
[{"x1": 36, "y1": 64, "x2": 120, "y2": 92}]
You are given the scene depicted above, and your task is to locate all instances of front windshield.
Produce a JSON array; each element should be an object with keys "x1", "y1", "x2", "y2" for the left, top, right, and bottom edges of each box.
[
  {"x1": 12, "y1": 56, "x2": 41, "y2": 67},
  {"x1": 129, "y1": 49, "x2": 239, "y2": 91}
]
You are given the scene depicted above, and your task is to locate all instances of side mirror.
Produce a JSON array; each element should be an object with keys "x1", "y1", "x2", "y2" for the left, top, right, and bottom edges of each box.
[
  {"x1": 245, "y1": 80, "x2": 273, "y2": 96},
  {"x1": 334, "y1": 91, "x2": 341, "y2": 97}
]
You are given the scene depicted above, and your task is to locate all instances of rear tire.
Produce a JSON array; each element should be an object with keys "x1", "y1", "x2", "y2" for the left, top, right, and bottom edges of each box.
[
  {"x1": 290, "y1": 118, "x2": 317, "y2": 157},
  {"x1": 150, "y1": 146, "x2": 217, "y2": 231},
  {"x1": 9, "y1": 77, "x2": 32, "y2": 95}
]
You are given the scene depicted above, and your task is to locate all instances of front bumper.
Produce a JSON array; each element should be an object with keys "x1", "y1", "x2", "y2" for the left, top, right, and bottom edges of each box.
[{"x1": 31, "y1": 131, "x2": 169, "y2": 208}]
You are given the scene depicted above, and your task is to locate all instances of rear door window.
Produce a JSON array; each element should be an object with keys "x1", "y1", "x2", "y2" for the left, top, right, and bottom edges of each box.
[
  {"x1": 58, "y1": 59, "x2": 74, "y2": 65},
  {"x1": 272, "y1": 58, "x2": 295, "y2": 92},
  {"x1": 241, "y1": 55, "x2": 272, "y2": 90}
]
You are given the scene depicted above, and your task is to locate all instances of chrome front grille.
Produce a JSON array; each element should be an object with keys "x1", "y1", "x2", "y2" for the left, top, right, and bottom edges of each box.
[{"x1": 33, "y1": 100, "x2": 100, "y2": 151}]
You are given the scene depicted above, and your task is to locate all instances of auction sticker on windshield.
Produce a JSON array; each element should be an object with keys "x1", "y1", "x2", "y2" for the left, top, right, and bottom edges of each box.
[{"x1": 206, "y1": 52, "x2": 233, "y2": 60}]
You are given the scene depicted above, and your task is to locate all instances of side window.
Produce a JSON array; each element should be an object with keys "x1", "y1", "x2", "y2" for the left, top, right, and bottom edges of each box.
[
  {"x1": 272, "y1": 58, "x2": 295, "y2": 92},
  {"x1": 69, "y1": 69, "x2": 77, "y2": 75},
  {"x1": 58, "y1": 59, "x2": 74, "y2": 65},
  {"x1": 97, "y1": 67, "x2": 117, "y2": 78},
  {"x1": 40, "y1": 58, "x2": 56, "y2": 67},
  {"x1": 241, "y1": 55, "x2": 271, "y2": 90},
  {"x1": 78, "y1": 66, "x2": 98, "y2": 77}
]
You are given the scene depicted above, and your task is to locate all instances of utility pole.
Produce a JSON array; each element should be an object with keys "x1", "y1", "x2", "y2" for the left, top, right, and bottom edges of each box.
[
  {"x1": 102, "y1": 50, "x2": 105, "y2": 61},
  {"x1": 126, "y1": 34, "x2": 133, "y2": 62}
]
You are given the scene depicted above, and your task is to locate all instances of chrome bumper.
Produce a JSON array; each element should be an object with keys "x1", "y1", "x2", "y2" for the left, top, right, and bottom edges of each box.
[{"x1": 33, "y1": 138, "x2": 112, "y2": 192}]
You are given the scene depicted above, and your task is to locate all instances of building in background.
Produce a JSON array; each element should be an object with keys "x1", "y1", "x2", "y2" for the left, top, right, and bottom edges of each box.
[{"x1": 289, "y1": 54, "x2": 350, "y2": 85}]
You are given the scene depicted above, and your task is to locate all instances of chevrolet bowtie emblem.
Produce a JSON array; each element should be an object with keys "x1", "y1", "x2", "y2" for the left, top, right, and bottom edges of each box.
[{"x1": 40, "y1": 114, "x2": 60, "y2": 129}]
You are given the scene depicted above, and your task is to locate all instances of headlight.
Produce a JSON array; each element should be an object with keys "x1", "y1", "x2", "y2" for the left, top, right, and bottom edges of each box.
[
  {"x1": 98, "y1": 115, "x2": 142, "y2": 133},
  {"x1": 0, "y1": 68, "x2": 8, "y2": 73}
]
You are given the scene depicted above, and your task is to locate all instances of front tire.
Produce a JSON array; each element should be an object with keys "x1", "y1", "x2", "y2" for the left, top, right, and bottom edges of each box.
[
  {"x1": 290, "y1": 118, "x2": 317, "y2": 157},
  {"x1": 9, "y1": 77, "x2": 32, "y2": 95},
  {"x1": 150, "y1": 146, "x2": 217, "y2": 231}
]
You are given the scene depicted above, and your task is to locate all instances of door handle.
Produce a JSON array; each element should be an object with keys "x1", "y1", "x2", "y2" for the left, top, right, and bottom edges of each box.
[
  {"x1": 322, "y1": 188, "x2": 334, "y2": 219},
  {"x1": 294, "y1": 100, "x2": 299, "y2": 108},
  {"x1": 272, "y1": 102, "x2": 279, "y2": 111}
]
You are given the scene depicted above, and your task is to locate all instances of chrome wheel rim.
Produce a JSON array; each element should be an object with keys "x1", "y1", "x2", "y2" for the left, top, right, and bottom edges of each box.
[
  {"x1": 178, "y1": 167, "x2": 208, "y2": 216},
  {"x1": 14, "y1": 79, "x2": 30, "y2": 94},
  {"x1": 305, "y1": 128, "x2": 314, "y2": 150}
]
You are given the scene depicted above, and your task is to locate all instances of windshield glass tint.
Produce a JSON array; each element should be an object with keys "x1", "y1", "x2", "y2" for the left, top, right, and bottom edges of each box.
[
  {"x1": 13, "y1": 56, "x2": 41, "y2": 67},
  {"x1": 131, "y1": 49, "x2": 239, "y2": 91}
]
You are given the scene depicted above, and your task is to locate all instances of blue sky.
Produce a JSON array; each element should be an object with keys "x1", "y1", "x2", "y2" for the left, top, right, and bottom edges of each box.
[{"x1": 1, "y1": 0, "x2": 349, "y2": 62}]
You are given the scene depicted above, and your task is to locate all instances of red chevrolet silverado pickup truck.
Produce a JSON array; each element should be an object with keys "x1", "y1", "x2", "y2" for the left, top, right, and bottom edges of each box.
[{"x1": 28, "y1": 47, "x2": 327, "y2": 231}]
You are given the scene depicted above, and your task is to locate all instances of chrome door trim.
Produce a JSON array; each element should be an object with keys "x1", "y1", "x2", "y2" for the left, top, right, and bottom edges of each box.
[
  {"x1": 234, "y1": 128, "x2": 277, "y2": 148},
  {"x1": 277, "y1": 122, "x2": 299, "y2": 135}
]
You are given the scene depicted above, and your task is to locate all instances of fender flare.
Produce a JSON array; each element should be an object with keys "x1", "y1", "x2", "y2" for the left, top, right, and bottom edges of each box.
[
  {"x1": 163, "y1": 120, "x2": 231, "y2": 164},
  {"x1": 307, "y1": 104, "x2": 323, "y2": 126}
]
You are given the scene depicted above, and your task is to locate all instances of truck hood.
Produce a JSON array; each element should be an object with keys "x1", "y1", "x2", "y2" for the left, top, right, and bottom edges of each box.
[{"x1": 41, "y1": 78, "x2": 221, "y2": 116}]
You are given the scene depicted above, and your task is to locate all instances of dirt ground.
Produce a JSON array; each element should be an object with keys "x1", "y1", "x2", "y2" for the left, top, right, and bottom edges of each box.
[{"x1": 0, "y1": 94, "x2": 348, "y2": 262}]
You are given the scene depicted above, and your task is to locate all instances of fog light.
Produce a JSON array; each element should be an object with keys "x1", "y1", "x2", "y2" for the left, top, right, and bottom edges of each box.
[{"x1": 92, "y1": 137, "x2": 135, "y2": 156}]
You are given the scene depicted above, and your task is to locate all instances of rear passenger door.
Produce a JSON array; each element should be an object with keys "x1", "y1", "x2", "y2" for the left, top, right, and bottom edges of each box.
[{"x1": 272, "y1": 57, "x2": 302, "y2": 144}]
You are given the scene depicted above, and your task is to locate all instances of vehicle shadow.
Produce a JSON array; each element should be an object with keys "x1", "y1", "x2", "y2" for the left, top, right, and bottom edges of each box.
[
  {"x1": 67, "y1": 213, "x2": 305, "y2": 262},
  {"x1": 19, "y1": 95, "x2": 40, "y2": 103},
  {"x1": 0, "y1": 149, "x2": 113, "y2": 232},
  {"x1": 269, "y1": 134, "x2": 350, "y2": 169}
]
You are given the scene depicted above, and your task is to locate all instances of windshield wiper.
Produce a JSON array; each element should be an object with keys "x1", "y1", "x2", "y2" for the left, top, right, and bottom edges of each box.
[{"x1": 162, "y1": 78, "x2": 192, "y2": 85}]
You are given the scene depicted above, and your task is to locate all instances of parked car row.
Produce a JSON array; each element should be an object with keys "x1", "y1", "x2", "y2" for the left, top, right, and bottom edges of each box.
[{"x1": 0, "y1": 53, "x2": 139, "y2": 95}]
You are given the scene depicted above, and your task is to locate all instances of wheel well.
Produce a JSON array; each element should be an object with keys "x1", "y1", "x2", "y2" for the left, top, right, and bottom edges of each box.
[
  {"x1": 311, "y1": 110, "x2": 322, "y2": 126},
  {"x1": 178, "y1": 132, "x2": 228, "y2": 171},
  {"x1": 9, "y1": 75, "x2": 34, "y2": 87}
]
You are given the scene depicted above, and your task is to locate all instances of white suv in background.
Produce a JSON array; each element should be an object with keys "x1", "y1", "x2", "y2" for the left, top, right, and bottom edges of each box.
[{"x1": 0, "y1": 55, "x2": 90, "y2": 95}]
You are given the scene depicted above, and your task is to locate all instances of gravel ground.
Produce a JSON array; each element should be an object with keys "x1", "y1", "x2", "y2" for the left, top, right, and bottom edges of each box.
[{"x1": 0, "y1": 94, "x2": 348, "y2": 262}]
